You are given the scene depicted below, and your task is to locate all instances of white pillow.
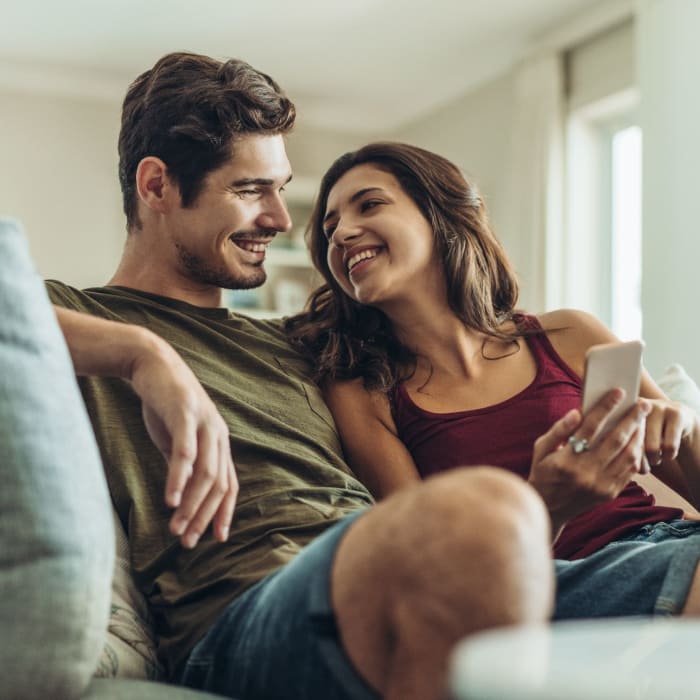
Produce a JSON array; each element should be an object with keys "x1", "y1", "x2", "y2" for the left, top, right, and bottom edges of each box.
[
  {"x1": 656, "y1": 363, "x2": 700, "y2": 415},
  {"x1": 0, "y1": 219, "x2": 114, "y2": 697}
]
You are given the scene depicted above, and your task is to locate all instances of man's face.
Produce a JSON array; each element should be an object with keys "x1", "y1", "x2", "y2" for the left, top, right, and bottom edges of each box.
[{"x1": 166, "y1": 134, "x2": 293, "y2": 291}]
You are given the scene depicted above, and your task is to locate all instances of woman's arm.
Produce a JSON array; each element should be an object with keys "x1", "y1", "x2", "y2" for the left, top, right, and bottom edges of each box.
[{"x1": 323, "y1": 378, "x2": 421, "y2": 499}]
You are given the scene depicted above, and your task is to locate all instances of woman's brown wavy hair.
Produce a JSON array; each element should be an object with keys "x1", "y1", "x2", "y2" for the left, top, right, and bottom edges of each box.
[{"x1": 285, "y1": 142, "x2": 521, "y2": 393}]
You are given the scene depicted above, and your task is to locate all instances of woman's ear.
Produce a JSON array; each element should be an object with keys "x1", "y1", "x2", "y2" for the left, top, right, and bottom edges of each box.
[{"x1": 135, "y1": 156, "x2": 177, "y2": 215}]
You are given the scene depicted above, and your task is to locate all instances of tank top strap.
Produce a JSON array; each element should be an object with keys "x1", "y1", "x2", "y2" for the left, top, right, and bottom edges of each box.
[{"x1": 514, "y1": 313, "x2": 581, "y2": 385}]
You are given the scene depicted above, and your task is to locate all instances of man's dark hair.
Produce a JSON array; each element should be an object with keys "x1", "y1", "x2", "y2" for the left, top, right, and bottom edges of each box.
[{"x1": 118, "y1": 52, "x2": 296, "y2": 230}]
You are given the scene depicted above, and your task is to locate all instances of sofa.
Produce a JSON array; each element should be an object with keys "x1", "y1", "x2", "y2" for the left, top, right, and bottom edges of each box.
[
  {"x1": 0, "y1": 218, "x2": 226, "y2": 699},
  {"x1": 4, "y1": 215, "x2": 699, "y2": 700}
]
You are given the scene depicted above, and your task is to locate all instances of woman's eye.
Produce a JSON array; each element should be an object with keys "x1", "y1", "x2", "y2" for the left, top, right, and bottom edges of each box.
[
  {"x1": 323, "y1": 224, "x2": 336, "y2": 240},
  {"x1": 361, "y1": 199, "x2": 381, "y2": 212}
]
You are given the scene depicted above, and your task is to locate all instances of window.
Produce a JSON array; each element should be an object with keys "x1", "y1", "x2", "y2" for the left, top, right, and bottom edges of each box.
[
  {"x1": 610, "y1": 124, "x2": 642, "y2": 340},
  {"x1": 563, "y1": 92, "x2": 642, "y2": 340}
]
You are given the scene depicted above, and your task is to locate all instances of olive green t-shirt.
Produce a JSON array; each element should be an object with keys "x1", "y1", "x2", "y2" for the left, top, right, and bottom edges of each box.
[{"x1": 46, "y1": 282, "x2": 374, "y2": 675}]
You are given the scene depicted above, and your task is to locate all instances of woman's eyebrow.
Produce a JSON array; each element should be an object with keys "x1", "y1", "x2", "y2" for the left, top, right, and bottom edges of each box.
[{"x1": 323, "y1": 187, "x2": 384, "y2": 225}]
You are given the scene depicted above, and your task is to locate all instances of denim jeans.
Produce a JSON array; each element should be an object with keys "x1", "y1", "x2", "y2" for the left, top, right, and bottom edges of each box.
[
  {"x1": 179, "y1": 510, "x2": 378, "y2": 700},
  {"x1": 555, "y1": 519, "x2": 700, "y2": 619}
]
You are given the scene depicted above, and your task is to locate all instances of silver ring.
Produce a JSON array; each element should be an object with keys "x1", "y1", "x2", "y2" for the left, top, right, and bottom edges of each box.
[{"x1": 568, "y1": 435, "x2": 589, "y2": 454}]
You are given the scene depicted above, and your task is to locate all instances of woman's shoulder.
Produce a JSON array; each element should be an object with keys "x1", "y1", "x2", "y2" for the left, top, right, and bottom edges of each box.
[
  {"x1": 532, "y1": 308, "x2": 619, "y2": 377},
  {"x1": 535, "y1": 308, "x2": 613, "y2": 337},
  {"x1": 323, "y1": 377, "x2": 397, "y2": 432},
  {"x1": 323, "y1": 376, "x2": 389, "y2": 409}
]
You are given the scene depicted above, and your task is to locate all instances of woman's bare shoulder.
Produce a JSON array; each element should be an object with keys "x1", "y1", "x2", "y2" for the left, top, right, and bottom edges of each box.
[
  {"x1": 323, "y1": 377, "x2": 394, "y2": 425},
  {"x1": 535, "y1": 308, "x2": 619, "y2": 377}
]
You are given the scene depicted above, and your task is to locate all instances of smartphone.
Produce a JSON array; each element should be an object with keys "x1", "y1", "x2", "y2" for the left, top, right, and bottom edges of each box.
[{"x1": 581, "y1": 340, "x2": 644, "y2": 437}]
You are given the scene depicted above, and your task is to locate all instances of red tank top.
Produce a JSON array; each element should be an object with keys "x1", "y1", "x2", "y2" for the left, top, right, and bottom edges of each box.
[{"x1": 391, "y1": 315, "x2": 683, "y2": 559}]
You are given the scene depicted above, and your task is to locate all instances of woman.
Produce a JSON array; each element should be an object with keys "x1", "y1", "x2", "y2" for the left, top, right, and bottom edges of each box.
[{"x1": 287, "y1": 142, "x2": 700, "y2": 565}]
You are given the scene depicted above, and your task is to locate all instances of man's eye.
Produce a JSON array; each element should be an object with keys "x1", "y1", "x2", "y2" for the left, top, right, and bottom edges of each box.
[{"x1": 236, "y1": 189, "x2": 260, "y2": 198}]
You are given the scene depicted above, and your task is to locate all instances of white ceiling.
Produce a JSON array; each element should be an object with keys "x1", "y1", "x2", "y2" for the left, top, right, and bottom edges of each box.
[{"x1": 0, "y1": 0, "x2": 621, "y2": 132}]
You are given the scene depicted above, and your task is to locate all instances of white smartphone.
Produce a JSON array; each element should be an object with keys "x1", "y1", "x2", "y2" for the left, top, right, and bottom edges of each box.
[{"x1": 581, "y1": 340, "x2": 645, "y2": 437}]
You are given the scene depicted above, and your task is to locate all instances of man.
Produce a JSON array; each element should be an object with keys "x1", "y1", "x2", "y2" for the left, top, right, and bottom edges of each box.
[{"x1": 48, "y1": 52, "x2": 652, "y2": 700}]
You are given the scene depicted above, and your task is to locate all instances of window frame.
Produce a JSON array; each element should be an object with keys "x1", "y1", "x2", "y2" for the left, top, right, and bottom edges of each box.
[{"x1": 563, "y1": 88, "x2": 640, "y2": 334}]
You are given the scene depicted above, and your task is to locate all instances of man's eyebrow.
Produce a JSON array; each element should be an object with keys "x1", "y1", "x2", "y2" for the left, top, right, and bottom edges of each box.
[
  {"x1": 323, "y1": 187, "x2": 384, "y2": 225},
  {"x1": 231, "y1": 174, "x2": 293, "y2": 187}
]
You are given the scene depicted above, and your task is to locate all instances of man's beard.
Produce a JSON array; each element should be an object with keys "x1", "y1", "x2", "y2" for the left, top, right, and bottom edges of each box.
[{"x1": 175, "y1": 242, "x2": 267, "y2": 290}]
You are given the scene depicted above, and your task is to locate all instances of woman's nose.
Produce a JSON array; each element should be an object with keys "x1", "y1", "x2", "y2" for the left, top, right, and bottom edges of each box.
[{"x1": 331, "y1": 221, "x2": 362, "y2": 246}]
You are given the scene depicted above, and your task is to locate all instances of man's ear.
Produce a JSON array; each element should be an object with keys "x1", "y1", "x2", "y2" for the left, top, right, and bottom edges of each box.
[{"x1": 135, "y1": 157, "x2": 178, "y2": 214}]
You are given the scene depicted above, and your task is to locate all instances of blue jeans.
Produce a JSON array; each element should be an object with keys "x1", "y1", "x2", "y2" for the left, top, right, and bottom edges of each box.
[
  {"x1": 179, "y1": 510, "x2": 379, "y2": 700},
  {"x1": 181, "y1": 515, "x2": 700, "y2": 700},
  {"x1": 555, "y1": 519, "x2": 700, "y2": 619}
]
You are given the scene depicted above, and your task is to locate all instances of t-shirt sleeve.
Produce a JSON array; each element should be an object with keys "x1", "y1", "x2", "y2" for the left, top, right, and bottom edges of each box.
[
  {"x1": 45, "y1": 280, "x2": 83, "y2": 309},
  {"x1": 45, "y1": 281, "x2": 116, "y2": 320}
]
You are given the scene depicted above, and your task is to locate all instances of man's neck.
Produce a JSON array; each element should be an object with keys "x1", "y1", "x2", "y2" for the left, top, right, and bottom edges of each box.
[
  {"x1": 108, "y1": 266, "x2": 224, "y2": 308},
  {"x1": 109, "y1": 233, "x2": 224, "y2": 308}
]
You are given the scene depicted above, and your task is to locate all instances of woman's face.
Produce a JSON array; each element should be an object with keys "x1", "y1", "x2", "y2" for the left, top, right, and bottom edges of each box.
[{"x1": 322, "y1": 164, "x2": 444, "y2": 309}]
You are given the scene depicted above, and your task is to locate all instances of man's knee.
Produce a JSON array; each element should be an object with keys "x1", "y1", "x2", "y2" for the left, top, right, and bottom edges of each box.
[
  {"x1": 401, "y1": 467, "x2": 551, "y2": 567},
  {"x1": 338, "y1": 467, "x2": 552, "y2": 608},
  {"x1": 331, "y1": 468, "x2": 553, "y2": 695}
]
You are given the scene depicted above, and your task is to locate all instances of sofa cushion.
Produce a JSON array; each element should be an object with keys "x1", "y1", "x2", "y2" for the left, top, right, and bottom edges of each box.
[
  {"x1": 657, "y1": 363, "x2": 700, "y2": 416},
  {"x1": 95, "y1": 509, "x2": 163, "y2": 680},
  {"x1": 0, "y1": 219, "x2": 115, "y2": 699}
]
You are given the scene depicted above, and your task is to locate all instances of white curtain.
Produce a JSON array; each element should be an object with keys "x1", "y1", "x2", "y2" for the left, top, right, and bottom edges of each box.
[{"x1": 504, "y1": 51, "x2": 565, "y2": 314}]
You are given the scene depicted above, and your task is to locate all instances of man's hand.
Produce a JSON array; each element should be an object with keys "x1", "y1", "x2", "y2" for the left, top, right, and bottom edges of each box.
[
  {"x1": 128, "y1": 337, "x2": 237, "y2": 548},
  {"x1": 528, "y1": 389, "x2": 651, "y2": 537},
  {"x1": 54, "y1": 306, "x2": 237, "y2": 548}
]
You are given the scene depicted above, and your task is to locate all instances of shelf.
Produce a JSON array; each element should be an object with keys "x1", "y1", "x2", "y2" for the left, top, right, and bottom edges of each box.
[
  {"x1": 266, "y1": 246, "x2": 311, "y2": 268},
  {"x1": 225, "y1": 178, "x2": 317, "y2": 317}
]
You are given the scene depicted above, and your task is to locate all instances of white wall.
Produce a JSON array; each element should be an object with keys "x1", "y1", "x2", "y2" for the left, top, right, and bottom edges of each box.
[
  {"x1": 567, "y1": 20, "x2": 635, "y2": 111},
  {"x1": 6, "y1": 3, "x2": 695, "y2": 381},
  {"x1": 286, "y1": 122, "x2": 375, "y2": 181},
  {"x1": 0, "y1": 89, "x2": 124, "y2": 287},
  {"x1": 393, "y1": 72, "x2": 516, "y2": 247},
  {"x1": 637, "y1": 0, "x2": 700, "y2": 380}
]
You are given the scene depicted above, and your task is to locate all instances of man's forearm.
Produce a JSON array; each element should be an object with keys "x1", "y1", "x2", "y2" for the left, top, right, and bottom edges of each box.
[
  {"x1": 53, "y1": 305, "x2": 165, "y2": 380},
  {"x1": 52, "y1": 304, "x2": 238, "y2": 547}
]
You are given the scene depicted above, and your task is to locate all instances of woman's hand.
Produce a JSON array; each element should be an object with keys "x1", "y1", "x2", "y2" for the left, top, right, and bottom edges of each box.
[
  {"x1": 643, "y1": 398, "x2": 699, "y2": 466},
  {"x1": 528, "y1": 390, "x2": 650, "y2": 537}
]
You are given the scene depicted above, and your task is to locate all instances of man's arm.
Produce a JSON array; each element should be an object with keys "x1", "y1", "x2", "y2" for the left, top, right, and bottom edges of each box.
[{"x1": 54, "y1": 305, "x2": 237, "y2": 548}]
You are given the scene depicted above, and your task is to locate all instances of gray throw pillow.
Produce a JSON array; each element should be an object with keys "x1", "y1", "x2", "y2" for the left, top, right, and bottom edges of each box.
[{"x1": 0, "y1": 219, "x2": 114, "y2": 699}]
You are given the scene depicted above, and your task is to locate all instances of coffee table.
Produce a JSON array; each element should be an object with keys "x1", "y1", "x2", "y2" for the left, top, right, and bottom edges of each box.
[{"x1": 449, "y1": 618, "x2": 700, "y2": 699}]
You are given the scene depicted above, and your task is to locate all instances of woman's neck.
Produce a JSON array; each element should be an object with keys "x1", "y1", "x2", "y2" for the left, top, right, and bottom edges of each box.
[{"x1": 388, "y1": 302, "x2": 486, "y2": 379}]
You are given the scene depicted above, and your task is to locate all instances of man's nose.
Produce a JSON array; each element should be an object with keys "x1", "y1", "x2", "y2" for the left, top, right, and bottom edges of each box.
[{"x1": 258, "y1": 194, "x2": 292, "y2": 233}]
